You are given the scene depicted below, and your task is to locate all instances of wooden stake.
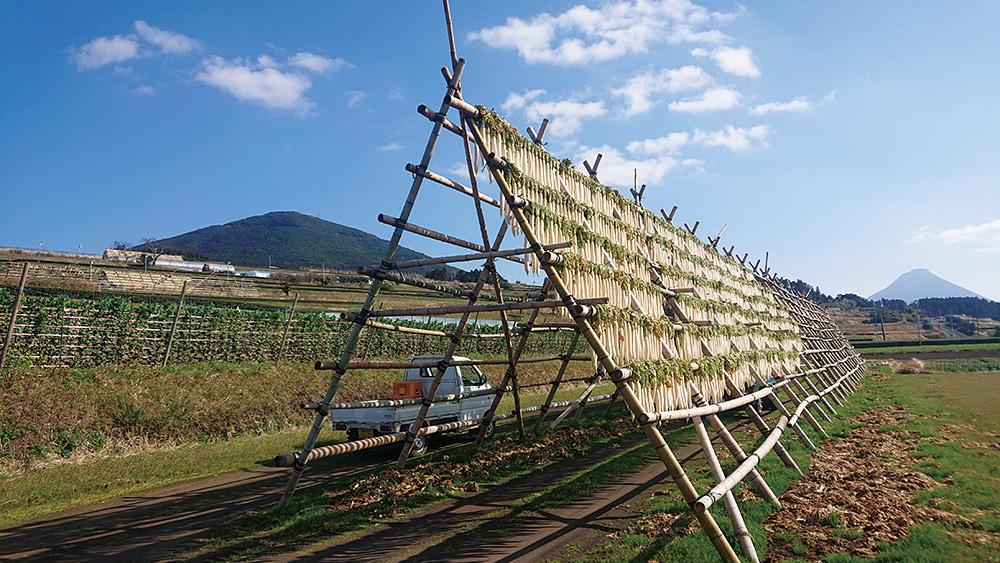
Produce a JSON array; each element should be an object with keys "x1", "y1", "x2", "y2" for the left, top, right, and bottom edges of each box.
[
  {"x1": 275, "y1": 292, "x2": 299, "y2": 362},
  {"x1": 0, "y1": 263, "x2": 28, "y2": 369},
  {"x1": 161, "y1": 280, "x2": 187, "y2": 368}
]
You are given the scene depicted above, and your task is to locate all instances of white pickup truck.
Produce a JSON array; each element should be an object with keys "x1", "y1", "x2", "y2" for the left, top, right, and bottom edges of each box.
[{"x1": 331, "y1": 356, "x2": 496, "y2": 455}]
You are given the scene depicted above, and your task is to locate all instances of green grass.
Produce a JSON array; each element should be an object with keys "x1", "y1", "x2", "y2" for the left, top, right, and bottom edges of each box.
[
  {"x1": 0, "y1": 382, "x2": 612, "y2": 530},
  {"x1": 858, "y1": 341, "x2": 1000, "y2": 355},
  {"x1": 923, "y1": 357, "x2": 1000, "y2": 373},
  {"x1": 579, "y1": 369, "x2": 1000, "y2": 562}
]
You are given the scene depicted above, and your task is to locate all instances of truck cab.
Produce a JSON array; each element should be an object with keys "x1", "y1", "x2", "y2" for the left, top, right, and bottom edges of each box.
[{"x1": 330, "y1": 356, "x2": 495, "y2": 455}]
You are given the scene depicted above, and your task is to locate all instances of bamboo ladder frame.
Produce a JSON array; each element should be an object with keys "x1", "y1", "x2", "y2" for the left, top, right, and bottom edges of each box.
[{"x1": 276, "y1": 7, "x2": 870, "y2": 562}]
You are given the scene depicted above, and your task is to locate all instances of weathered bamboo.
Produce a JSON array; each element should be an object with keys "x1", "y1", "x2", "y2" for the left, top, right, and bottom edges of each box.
[
  {"x1": 463, "y1": 112, "x2": 739, "y2": 562},
  {"x1": 357, "y1": 266, "x2": 478, "y2": 300},
  {"x1": 783, "y1": 378, "x2": 830, "y2": 438},
  {"x1": 533, "y1": 331, "x2": 580, "y2": 430},
  {"x1": 724, "y1": 374, "x2": 802, "y2": 475},
  {"x1": 689, "y1": 382, "x2": 780, "y2": 508},
  {"x1": 692, "y1": 414, "x2": 759, "y2": 563},
  {"x1": 417, "y1": 104, "x2": 471, "y2": 140},
  {"x1": 363, "y1": 296, "x2": 606, "y2": 318},
  {"x1": 547, "y1": 370, "x2": 602, "y2": 430},
  {"x1": 326, "y1": 385, "x2": 504, "y2": 410},
  {"x1": 751, "y1": 367, "x2": 815, "y2": 450},
  {"x1": 325, "y1": 355, "x2": 590, "y2": 371},
  {"x1": 404, "y1": 163, "x2": 499, "y2": 208},
  {"x1": 0, "y1": 262, "x2": 28, "y2": 369},
  {"x1": 161, "y1": 280, "x2": 188, "y2": 368},
  {"x1": 641, "y1": 384, "x2": 777, "y2": 423},
  {"x1": 278, "y1": 59, "x2": 468, "y2": 507},
  {"x1": 389, "y1": 242, "x2": 571, "y2": 270},
  {"x1": 694, "y1": 415, "x2": 788, "y2": 513},
  {"x1": 275, "y1": 292, "x2": 299, "y2": 362}
]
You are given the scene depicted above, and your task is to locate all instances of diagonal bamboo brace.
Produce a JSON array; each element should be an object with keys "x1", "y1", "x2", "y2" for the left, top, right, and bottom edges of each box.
[
  {"x1": 689, "y1": 383, "x2": 781, "y2": 508},
  {"x1": 724, "y1": 374, "x2": 803, "y2": 475}
]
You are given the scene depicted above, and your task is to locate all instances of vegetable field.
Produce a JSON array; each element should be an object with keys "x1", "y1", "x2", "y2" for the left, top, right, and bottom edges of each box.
[{"x1": 0, "y1": 287, "x2": 576, "y2": 368}]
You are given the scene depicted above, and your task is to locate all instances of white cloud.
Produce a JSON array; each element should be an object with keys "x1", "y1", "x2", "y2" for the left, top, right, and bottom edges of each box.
[
  {"x1": 749, "y1": 96, "x2": 812, "y2": 115},
  {"x1": 937, "y1": 219, "x2": 1000, "y2": 243},
  {"x1": 133, "y1": 85, "x2": 156, "y2": 96},
  {"x1": 626, "y1": 132, "x2": 690, "y2": 155},
  {"x1": 668, "y1": 87, "x2": 742, "y2": 113},
  {"x1": 377, "y1": 142, "x2": 402, "y2": 152},
  {"x1": 388, "y1": 87, "x2": 407, "y2": 101},
  {"x1": 288, "y1": 52, "x2": 351, "y2": 74},
  {"x1": 906, "y1": 219, "x2": 1000, "y2": 249},
  {"x1": 133, "y1": 21, "x2": 199, "y2": 54},
  {"x1": 692, "y1": 124, "x2": 769, "y2": 152},
  {"x1": 612, "y1": 65, "x2": 711, "y2": 116},
  {"x1": 525, "y1": 99, "x2": 606, "y2": 137},
  {"x1": 468, "y1": 0, "x2": 737, "y2": 66},
  {"x1": 196, "y1": 56, "x2": 313, "y2": 111},
  {"x1": 574, "y1": 145, "x2": 677, "y2": 187},
  {"x1": 345, "y1": 89, "x2": 367, "y2": 108},
  {"x1": 72, "y1": 35, "x2": 140, "y2": 70},
  {"x1": 693, "y1": 45, "x2": 760, "y2": 77},
  {"x1": 502, "y1": 89, "x2": 546, "y2": 111}
]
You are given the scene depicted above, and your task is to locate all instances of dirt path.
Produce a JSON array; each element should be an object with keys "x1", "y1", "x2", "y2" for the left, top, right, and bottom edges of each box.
[
  {"x1": 276, "y1": 422, "x2": 745, "y2": 563},
  {"x1": 0, "y1": 431, "x2": 479, "y2": 562}
]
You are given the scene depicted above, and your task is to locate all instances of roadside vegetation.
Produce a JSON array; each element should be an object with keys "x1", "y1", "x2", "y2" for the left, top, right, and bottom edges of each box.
[
  {"x1": 857, "y1": 340, "x2": 1000, "y2": 355},
  {"x1": 0, "y1": 359, "x2": 605, "y2": 528}
]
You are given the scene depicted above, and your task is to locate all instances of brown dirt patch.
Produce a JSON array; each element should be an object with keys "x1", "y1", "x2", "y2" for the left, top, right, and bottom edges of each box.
[
  {"x1": 326, "y1": 420, "x2": 633, "y2": 518},
  {"x1": 765, "y1": 405, "x2": 966, "y2": 560}
]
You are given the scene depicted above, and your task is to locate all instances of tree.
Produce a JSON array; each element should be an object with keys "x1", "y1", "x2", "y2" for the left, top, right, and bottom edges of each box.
[{"x1": 112, "y1": 240, "x2": 133, "y2": 250}]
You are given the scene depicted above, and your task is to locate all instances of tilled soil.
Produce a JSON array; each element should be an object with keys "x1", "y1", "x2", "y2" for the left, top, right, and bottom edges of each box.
[{"x1": 765, "y1": 404, "x2": 964, "y2": 560}]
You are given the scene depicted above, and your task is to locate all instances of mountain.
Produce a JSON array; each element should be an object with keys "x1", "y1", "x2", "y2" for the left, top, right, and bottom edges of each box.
[
  {"x1": 140, "y1": 211, "x2": 454, "y2": 272},
  {"x1": 870, "y1": 268, "x2": 984, "y2": 303}
]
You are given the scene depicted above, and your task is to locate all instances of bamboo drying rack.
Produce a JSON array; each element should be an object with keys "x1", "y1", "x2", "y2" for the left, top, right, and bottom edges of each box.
[{"x1": 275, "y1": 4, "x2": 867, "y2": 561}]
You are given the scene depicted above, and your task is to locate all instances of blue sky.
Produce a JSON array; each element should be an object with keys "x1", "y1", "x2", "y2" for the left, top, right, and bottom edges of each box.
[{"x1": 1, "y1": 1, "x2": 998, "y2": 299}]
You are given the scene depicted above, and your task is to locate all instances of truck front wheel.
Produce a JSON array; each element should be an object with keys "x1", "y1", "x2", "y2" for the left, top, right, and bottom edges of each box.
[{"x1": 411, "y1": 435, "x2": 428, "y2": 456}]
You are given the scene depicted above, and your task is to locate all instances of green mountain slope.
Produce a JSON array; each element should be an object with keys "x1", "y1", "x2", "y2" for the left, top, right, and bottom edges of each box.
[{"x1": 142, "y1": 211, "x2": 449, "y2": 271}]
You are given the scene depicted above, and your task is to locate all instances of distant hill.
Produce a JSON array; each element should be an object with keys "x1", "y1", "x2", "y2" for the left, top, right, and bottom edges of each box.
[
  {"x1": 870, "y1": 268, "x2": 984, "y2": 303},
  {"x1": 139, "y1": 211, "x2": 454, "y2": 272}
]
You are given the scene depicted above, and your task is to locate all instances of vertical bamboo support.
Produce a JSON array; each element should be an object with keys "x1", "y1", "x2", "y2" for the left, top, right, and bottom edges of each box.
[
  {"x1": 275, "y1": 292, "x2": 299, "y2": 362},
  {"x1": 464, "y1": 114, "x2": 739, "y2": 563},
  {"x1": 532, "y1": 331, "x2": 580, "y2": 430},
  {"x1": 690, "y1": 383, "x2": 780, "y2": 507},
  {"x1": 278, "y1": 60, "x2": 467, "y2": 507},
  {"x1": 0, "y1": 263, "x2": 28, "y2": 369},
  {"x1": 474, "y1": 282, "x2": 550, "y2": 447},
  {"x1": 161, "y1": 280, "x2": 188, "y2": 368},
  {"x1": 692, "y1": 414, "x2": 760, "y2": 563}
]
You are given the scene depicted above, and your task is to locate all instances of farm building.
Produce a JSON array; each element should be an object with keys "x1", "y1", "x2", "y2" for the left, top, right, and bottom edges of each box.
[
  {"x1": 102, "y1": 248, "x2": 183, "y2": 262},
  {"x1": 153, "y1": 258, "x2": 236, "y2": 274}
]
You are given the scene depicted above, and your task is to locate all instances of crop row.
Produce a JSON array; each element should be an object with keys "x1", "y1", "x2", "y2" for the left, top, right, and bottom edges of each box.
[{"x1": 0, "y1": 288, "x2": 575, "y2": 368}]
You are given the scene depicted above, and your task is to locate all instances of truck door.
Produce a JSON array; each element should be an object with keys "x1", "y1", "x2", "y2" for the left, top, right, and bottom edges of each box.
[
  {"x1": 458, "y1": 365, "x2": 491, "y2": 420},
  {"x1": 418, "y1": 366, "x2": 461, "y2": 420}
]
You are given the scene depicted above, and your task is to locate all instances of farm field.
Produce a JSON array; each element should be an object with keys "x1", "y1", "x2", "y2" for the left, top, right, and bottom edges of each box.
[
  {"x1": 0, "y1": 361, "x2": 613, "y2": 530},
  {"x1": 7, "y1": 364, "x2": 998, "y2": 561}
]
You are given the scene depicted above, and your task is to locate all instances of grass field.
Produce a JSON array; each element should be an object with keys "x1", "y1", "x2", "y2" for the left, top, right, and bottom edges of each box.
[
  {"x1": 857, "y1": 341, "x2": 1000, "y2": 355},
  {"x1": 0, "y1": 380, "x2": 613, "y2": 529},
  {"x1": 580, "y1": 366, "x2": 1000, "y2": 561}
]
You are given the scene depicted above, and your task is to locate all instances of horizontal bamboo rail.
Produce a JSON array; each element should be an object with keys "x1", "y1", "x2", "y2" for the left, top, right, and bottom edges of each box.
[
  {"x1": 274, "y1": 393, "x2": 615, "y2": 466},
  {"x1": 404, "y1": 163, "x2": 500, "y2": 208},
  {"x1": 362, "y1": 296, "x2": 607, "y2": 318},
  {"x1": 330, "y1": 354, "x2": 592, "y2": 370},
  {"x1": 325, "y1": 385, "x2": 506, "y2": 410},
  {"x1": 389, "y1": 242, "x2": 572, "y2": 270},
  {"x1": 357, "y1": 266, "x2": 479, "y2": 300}
]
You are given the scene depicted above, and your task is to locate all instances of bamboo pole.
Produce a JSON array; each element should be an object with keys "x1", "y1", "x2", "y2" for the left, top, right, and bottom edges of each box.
[
  {"x1": 548, "y1": 370, "x2": 602, "y2": 430},
  {"x1": 695, "y1": 415, "x2": 788, "y2": 513},
  {"x1": 389, "y1": 242, "x2": 571, "y2": 270},
  {"x1": 275, "y1": 292, "x2": 299, "y2": 362},
  {"x1": 462, "y1": 111, "x2": 739, "y2": 563},
  {"x1": 784, "y1": 378, "x2": 830, "y2": 438},
  {"x1": 404, "y1": 163, "x2": 499, "y2": 208},
  {"x1": 357, "y1": 266, "x2": 478, "y2": 300},
  {"x1": 751, "y1": 367, "x2": 815, "y2": 450},
  {"x1": 0, "y1": 262, "x2": 28, "y2": 369},
  {"x1": 362, "y1": 296, "x2": 605, "y2": 318},
  {"x1": 692, "y1": 414, "x2": 760, "y2": 563},
  {"x1": 690, "y1": 382, "x2": 780, "y2": 507},
  {"x1": 161, "y1": 280, "x2": 188, "y2": 368},
  {"x1": 532, "y1": 332, "x2": 580, "y2": 430},
  {"x1": 724, "y1": 374, "x2": 802, "y2": 475},
  {"x1": 278, "y1": 59, "x2": 468, "y2": 507},
  {"x1": 325, "y1": 355, "x2": 590, "y2": 371}
]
